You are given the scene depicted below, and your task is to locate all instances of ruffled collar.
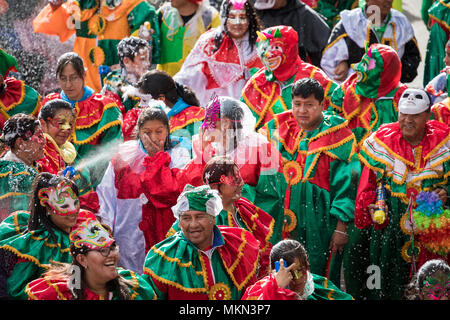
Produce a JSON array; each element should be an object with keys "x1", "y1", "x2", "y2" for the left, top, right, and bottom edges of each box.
[{"x1": 61, "y1": 86, "x2": 95, "y2": 107}]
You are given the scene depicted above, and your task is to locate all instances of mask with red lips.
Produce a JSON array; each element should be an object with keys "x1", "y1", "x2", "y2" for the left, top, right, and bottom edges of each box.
[{"x1": 256, "y1": 26, "x2": 301, "y2": 82}]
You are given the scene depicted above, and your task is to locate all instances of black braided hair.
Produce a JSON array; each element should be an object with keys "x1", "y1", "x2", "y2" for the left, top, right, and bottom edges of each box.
[
  {"x1": 28, "y1": 172, "x2": 79, "y2": 242},
  {"x1": 213, "y1": 0, "x2": 263, "y2": 53}
]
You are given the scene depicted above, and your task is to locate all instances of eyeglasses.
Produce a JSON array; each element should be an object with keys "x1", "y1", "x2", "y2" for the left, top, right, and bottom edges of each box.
[
  {"x1": 93, "y1": 244, "x2": 119, "y2": 257},
  {"x1": 58, "y1": 75, "x2": 82, "y2": 84}
]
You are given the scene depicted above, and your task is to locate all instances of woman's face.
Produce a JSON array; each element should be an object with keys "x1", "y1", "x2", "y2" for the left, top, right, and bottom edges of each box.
[
  {"x1": 58, "y1": 63, "x2": 85, "y2": 101},
  {"x1": 41, "y1": 109, "x2": 75, "y2": 147},
  {"x1": 79, "y1": 243, "x2": 120, "y2": 285},
  {"x1": 226, "y1": 8, "x2": 249, "y2": 39},
  {"x1": 138, "y1": 119, "x2": 169, "y2": 147}
]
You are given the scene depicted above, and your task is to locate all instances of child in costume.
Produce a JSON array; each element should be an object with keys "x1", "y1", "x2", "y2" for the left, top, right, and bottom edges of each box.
[
  {"x1": 25, "y1": 218, "x2": 155, "y2": 300},
  {"x1": 143, "y1": 184, "x2": 260, "y2": 300},
  {"x1": 96, "y1": 107, "x2": 190, "y2": 272},
  {"x1": 0, "y1": 172, "x2": 95, "y2": 299},
  {"x1": 33, "y1": 0, "x2": 160, "y2": 92},
  {"x1": 174, "y1": 0, "x2": 264, "y2": 107},
  {"x1": 0, "y1": 114, "x2": 44, "y2": 222},
  {"x1": 0, "y1": 49, "x2": 41, "y2": 131},
  {"x1": 123, "y1": 69, "x2": 204, "y2": 153},
  {"x1": 242, "y1": 239, "x2": 354, "y2": 300},
  {"x1": 241, "y1": 25, "x2": 337, "y2": 130},
  {"x1": 156, "y1": 0, "x2": 221, "y2": 76}
]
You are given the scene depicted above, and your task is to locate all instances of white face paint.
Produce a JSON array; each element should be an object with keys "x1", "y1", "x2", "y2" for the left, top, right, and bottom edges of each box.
[
  {"x1": 398, "y1": 89, "x2": 430, "y2": 115},
  {"x1": 227, "y1": 9, "x2": 248, "y2": 25}
]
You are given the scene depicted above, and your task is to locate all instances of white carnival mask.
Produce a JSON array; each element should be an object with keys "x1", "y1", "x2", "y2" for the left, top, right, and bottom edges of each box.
[
  {"x1": 398, "y1": 88, "x2": 430, "y2": 115},
  {"x1": 70, "y1": 218, "x2": 115, "y2": 250},
  {"x1": 38, "y1": 180, "x2": 80, "y2": 216}
]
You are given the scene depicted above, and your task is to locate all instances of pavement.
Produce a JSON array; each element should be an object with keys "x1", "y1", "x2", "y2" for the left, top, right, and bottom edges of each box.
[{"x1": 402, "y1": 0, "x2": 430, "y2": 88}]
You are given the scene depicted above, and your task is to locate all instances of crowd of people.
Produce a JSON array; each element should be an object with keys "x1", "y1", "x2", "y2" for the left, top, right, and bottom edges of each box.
[{"x1": 0, "y1": 0, "x2": 448, "y2": 301}]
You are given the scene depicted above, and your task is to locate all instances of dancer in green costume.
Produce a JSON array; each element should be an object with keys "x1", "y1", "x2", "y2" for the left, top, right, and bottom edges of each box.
[
  {"x1": 259, "y1": 78, "x2": 360, "y2": 286},
  {"x1": 345, "y1": 88, "x2": 450, "y2": 300},
  {"x1": 423, "y1": 0, "x2": 450, "y2": 86}
]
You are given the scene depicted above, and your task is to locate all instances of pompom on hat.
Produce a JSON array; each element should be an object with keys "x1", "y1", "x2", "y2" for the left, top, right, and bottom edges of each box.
[
  {"x1": 172, "y1": 184, "x2": 223, "y2": 219},
  {"x1": 398, "y1": 88, "x2": 431, "y2": 115}
]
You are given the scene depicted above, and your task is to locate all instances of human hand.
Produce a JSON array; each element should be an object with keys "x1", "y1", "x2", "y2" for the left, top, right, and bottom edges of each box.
[
  {"x1": 433, "y1": 187, "x2": 448, "y2": 206},
  {"x1": 141, "y1": 134, "x2": 164, "y2": 157},
  {"x1": 329, "y1": 230, "x2": 348, "y2": 258},
  {"x1": 274, "y1": 259, "x2": 297, "y2": 289},
  {"x1": 368, "y1": 203, "x2": 388, "y2": 224},
  {"x1": 138, "y1": 22, "x2": 154, "y2": 41},
  {"x1": 334, "y1": 61, "x2": 349, "y2": 82}
]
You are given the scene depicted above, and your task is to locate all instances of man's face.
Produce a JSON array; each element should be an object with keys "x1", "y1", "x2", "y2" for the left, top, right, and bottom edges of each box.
[
  {"x1": 398, "y1": 111, "x2": 430, "y2": 145},
  {"x1": 124, "y1": 47, "x2": 151, "y2": 79},
  {"x1": 179, "y1": 210, "x2": 215, "y2": 250},
  {"x1": 366, "y1": 0, "x2": 393, "y2": 18},
  {"x1": 292, "y1": 94, "x2": 323, "y2": 131}
]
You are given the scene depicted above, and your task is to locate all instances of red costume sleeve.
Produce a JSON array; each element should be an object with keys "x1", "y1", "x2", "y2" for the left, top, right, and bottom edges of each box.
[
  {"x1": 355, "y1": 166, "x2": 389, "y2": 230},
  {"x1": 141, "y1": 151, "x2": 182, "y2": 208},
  {"x1": 122, "y1": 108, "x2": 142, "y2": 141},
  {"x1": 241, "y1": 274, "x2": 297, "y2": 300}
]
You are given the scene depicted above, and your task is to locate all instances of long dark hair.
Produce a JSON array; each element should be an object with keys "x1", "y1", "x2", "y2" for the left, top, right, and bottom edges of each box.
[
  {"x1": 136, "y1": 107, "x2": 171, "y2": 151},
  {"x1": 214, "y1": 0, "x2": 263, "y2": 52},
  {"x1": 137, "y1": 70, "x2": 200, "y2": 106},
  {"x1": 28, "y1": 172, "x2": 80, "y2": 241}
]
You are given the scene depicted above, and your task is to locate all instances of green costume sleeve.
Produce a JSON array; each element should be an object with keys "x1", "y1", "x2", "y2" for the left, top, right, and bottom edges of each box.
[
  {"x1": 7, "y1": 261, "x2": 43, "y2": 300},
  {"x1": 128, "y1": 1, "x2": 161, "y2": 64},
  {"x1": 329, "y1": 153, "x2": 361, "y2": 223},
  {"x1": 421, "y1": 0, "x2": 435, "y2": 27},
  {"x1": 241, "y1": 171, "x2": 285, "y2": 244},
  {"x1": 309, "y1": 273, "x2": 354, "y2": 300},
  {"x1": 117, "y1": 268, "x2": 157, "y2": 300}
]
